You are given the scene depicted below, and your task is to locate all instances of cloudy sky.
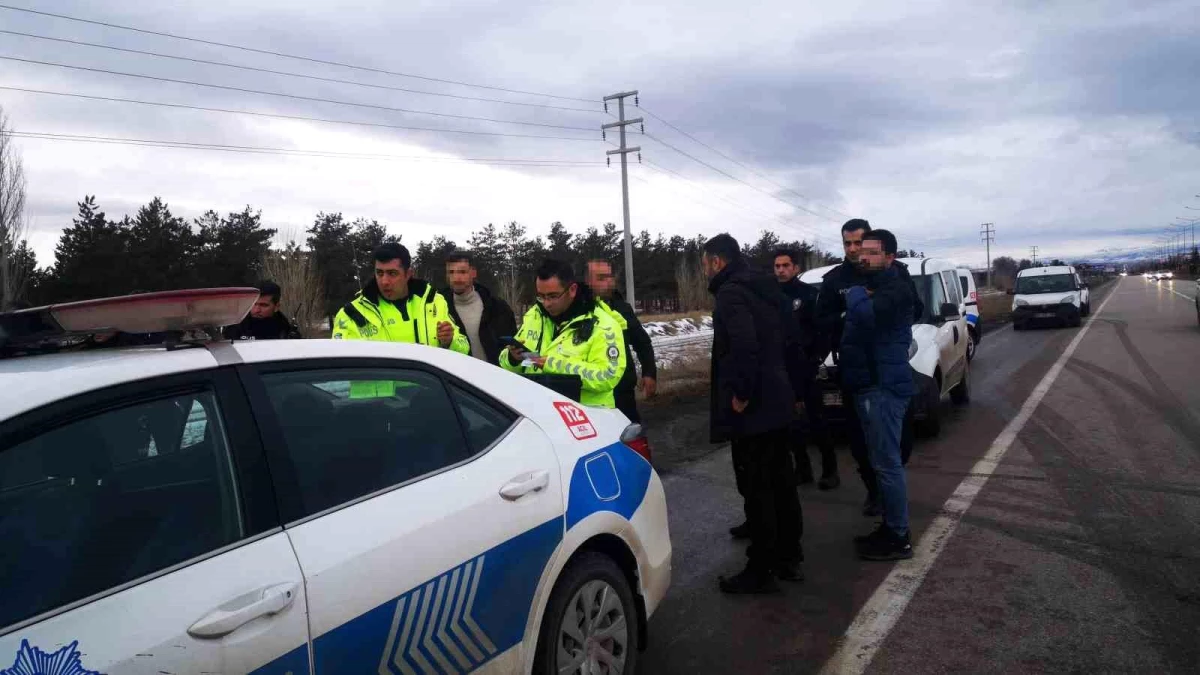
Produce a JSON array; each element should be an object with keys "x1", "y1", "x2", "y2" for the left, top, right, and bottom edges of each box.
[{"x1": 2, "y1": 0, "x2": 1198, "y2": 270}]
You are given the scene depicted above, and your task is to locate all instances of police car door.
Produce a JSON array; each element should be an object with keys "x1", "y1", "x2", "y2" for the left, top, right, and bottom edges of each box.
[
  {"x1": 247, "y1": 362, "x2": 563, "y2": 674},
  {"x1": 0, "y1": 370, "x2": 310, "y2": 675}
]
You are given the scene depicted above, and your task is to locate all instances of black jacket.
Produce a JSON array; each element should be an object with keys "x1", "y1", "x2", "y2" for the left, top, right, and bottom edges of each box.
[
  {"x1": 444, "y1": 283, "x2": 517, "y2": 365},
  {"x1": 223, "y1": 312, "x2": 301, "y2": 341},
  {"x1": 779, "y1": 276, "x2": 824, "y2": 379},
  {"x1": 815, "y1": 259, "x2": 923, "y2": 364},
  {"x1": 603, "y1": 292, "x2": 657, "y2": 394},
  {"x1": 708, "y1": 260, "x2": 795, "y2": 443}
]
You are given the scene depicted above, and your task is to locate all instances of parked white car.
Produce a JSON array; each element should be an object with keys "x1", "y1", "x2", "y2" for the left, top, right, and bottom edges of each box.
[
  {"x1": 801, "y1": 257, "x2": 970, "y2": 436},
  {"x1": 956, "y1": 268, "x2": 981, "y2": 361},
  {"x1": 0, "y1": 289, "x2": 671, "y2": 675},
  {"x1": 1010, "y1": 265, "x2": 1091, "y2": 329}
]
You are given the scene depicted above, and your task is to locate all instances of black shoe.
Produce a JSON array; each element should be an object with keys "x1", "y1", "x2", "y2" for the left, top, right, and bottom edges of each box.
[
  {"x1": 857, "y1": 528, "x2": 914, "y2": 561},
  {"x1": 796, "y1": 468, "x2": 815, "y2": 486},
  {"x1": 774, "y1": 560, "x2": 805, "y2": 582},
  {"x1": 862, "y1": 495, "x2": 882, "y2": 517},
  {"x1": 854, "y1": 523, "x2": 887, "y2": 546},
  {"x1": 719, "y1": 567, "x2": 780, "y2": 594},
  {"x1": 729, "y1": 521, "x2": 751, "y2": 540},
  {"x1": 818, "y1": 474, "x2": 841, "y2": 491}
]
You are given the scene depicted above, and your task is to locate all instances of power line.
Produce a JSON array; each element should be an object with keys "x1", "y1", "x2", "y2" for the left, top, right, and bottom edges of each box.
[
  {"x1": 0, "y1": 130, "x2": 607, "y2": 166},
  {"x1": 642, "y1": 131, "x2": 838, "y2": 224},
  {"x1": 0, "y1": 29, "x2": 603, "y2": 114},
  {"x1": 641, "y1": 159, "x2": 828, "y2": 241},
  {"x1": 0, "y1": 55, "x2": 598, "y2": 132},
  {"x1": 0, "y1": 3, "x2": 597, "y2": 104},
  {"x1": 637, "y1": 105, "x2": 850, "y2": 221},
  {"x1": 0, "y1": 86, "x2": 601, "y2": 142}
]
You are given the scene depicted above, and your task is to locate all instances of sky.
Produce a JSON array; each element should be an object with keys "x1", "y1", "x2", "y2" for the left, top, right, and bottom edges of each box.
[{"x1": 1, "y1": 0, "x2": 1198, "y2": 271}]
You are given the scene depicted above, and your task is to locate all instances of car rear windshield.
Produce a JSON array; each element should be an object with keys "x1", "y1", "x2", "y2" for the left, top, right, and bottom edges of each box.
[{"x1": 1016, "y1": 274, "x2": 1075, "y2": 294}]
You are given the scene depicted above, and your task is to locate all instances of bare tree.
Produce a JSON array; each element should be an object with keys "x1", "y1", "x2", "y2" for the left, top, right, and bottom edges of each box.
[
  {"x1": 262, "y1": 230, "x2": 326, "y2": 337},
  {"x1": 674, "y1": 255, "x2": 712, "y2": 312},
  {"x1": 0, "y1": 106, "x2": 30, "y2": 310}
]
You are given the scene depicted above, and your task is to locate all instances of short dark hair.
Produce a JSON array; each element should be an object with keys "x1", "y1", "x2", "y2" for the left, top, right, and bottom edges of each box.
[
  {"x1": 771, "y1": 247, "x2": 801, "y2": 266},
  {"x1": 444, "y1": 250, "x2": 473, "y2": 266},
  {"x1": 841, "y1": 218, "x2": 872, "y2": 235},
  {"x1": 536, "y1": 258, "x2": 576, "y2": 285},
  {"x1": 373, "y1": 242, "x2": 411, "y2": 269},
  {"x1": 863, "y1": 229, "x2": 898, "y2": 255},
  {"x1": 702, "y1": 233, "x2": 741, "y2": 263},
  {"x1": 257, "y1": 280, "x2": 282, "y2": 303}
]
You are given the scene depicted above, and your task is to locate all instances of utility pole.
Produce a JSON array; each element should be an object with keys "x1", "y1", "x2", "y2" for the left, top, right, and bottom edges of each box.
[
  {"x1": 1030, "y1": 245, "x2": 1039, "y2": 266},
  {"x1": 980, "y1": 223, "x2": 995, "y2": 288},
  {"x1": 602, "y1": 90, "x2": 643, "y2": 308}
]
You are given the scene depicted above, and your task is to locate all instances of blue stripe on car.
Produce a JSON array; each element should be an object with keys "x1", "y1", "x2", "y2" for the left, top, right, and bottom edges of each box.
[{"x1": 566, "y1": 441, "x2": 653, "y2": 529}]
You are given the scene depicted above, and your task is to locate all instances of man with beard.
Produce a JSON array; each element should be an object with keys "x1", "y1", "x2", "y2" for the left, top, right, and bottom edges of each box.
[
  {"x1": 223, "y1": 281, "x2": 302, "y2": 340},
  {"x1": 704, "y1": 234, "x2": 803, "y2": 594}
]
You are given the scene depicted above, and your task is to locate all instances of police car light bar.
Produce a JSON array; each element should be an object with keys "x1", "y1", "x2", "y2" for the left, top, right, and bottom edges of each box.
[{"x1": 1, "y1": 288, "x2": 260, "y2": 344}]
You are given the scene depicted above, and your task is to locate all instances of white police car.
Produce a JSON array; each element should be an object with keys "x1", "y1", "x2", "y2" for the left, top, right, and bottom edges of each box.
[{"x1": 0, "y1": 289, "x2": 671, "y2": 674}]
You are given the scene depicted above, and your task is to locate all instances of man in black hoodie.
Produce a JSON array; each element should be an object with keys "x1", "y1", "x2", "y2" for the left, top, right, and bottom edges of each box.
[
  {"x1": 223, "y1": 281, "x2": 302, "y2": 340},
  {"x1": 705, "y1": 234, "x2": 803, "y2": 594},
  {"x1": 815, "y1": 220, "x2": 923, "y2": 516},
  {"x1": 443, "y1": 251, "x2": 517, "y2": 365}
]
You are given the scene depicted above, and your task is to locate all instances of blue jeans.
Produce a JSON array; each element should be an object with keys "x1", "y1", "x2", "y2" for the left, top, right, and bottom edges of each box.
[{"x1": 855, "y1": 387, "x2": 909, "y2": 536}]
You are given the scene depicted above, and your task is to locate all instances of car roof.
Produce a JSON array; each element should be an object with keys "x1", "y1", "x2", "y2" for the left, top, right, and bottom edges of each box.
[
  {"x1": 1017, "y1": 265, "x2": 1074, "y2": 277},
  {"x1": 0, "y1": 339, "x2": 558, "y2": 423},
  {"x1": 799, "y1": 258, "x2": 960, "y2": 284}
]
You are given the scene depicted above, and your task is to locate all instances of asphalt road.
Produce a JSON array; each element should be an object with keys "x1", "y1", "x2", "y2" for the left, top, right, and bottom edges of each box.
[{"x1": 638, "y1": 277, "x2": 1200, "y2": 674}]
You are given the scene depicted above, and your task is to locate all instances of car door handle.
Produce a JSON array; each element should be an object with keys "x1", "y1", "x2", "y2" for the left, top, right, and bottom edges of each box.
[
  {"x1": 187, "y1": 582, "x2": 299, "y2": 639},
  {"x1": 500, "y1": 470, "x2": 550, "y2": 501}
]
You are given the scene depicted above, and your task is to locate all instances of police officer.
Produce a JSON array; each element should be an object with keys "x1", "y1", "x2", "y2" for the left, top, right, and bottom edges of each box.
[
  {"x1": 773, "y1": 248, "x2": 839, "y2": 490},
  {"x1": 586, "y1": 259, "x2": 657, "y2": 422},
  {"x1": 501, "y1": 259, "x2": 626, "y2": 409},
  {"x1": 332, "y1": 242, "x2": 469, "y2": 353}
]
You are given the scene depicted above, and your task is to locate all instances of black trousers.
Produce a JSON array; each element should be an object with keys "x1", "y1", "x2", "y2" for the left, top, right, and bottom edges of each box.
[
  {"x1": 614, "y1": 382, "x2": 641, "y2": 424},
  {"x1": 731, "y1": 428, "x2": 803, "y2": 572},
  {"x1": 792, "y1": 384, "x2": 838, "y2": 480},
  {"x1": 843, "y1": 388, "x2": 914, "y2": 498}
]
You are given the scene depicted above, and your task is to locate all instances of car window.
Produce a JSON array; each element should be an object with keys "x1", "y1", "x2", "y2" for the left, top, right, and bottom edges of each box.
[
  {"x1": 449, "y1": 384, "x2": 517, "y2": 453},
  {"x1": 1016, "y1": 274, "x2": 1075, "y2": 294},
  {"x1": 0, "y1": 391, "x2": 242, "y2": 629},
  {"x1": 926, "y1": 274, "x2": 947, "y2": 313},
  {"x1": 262, "y1": 368, "x2": 473, "y2": 518},
  {"x1": 941, "y1": 271, "x2": 962, "y2": 305},
  {"x1": 958, "y1": 275, "x2": 970, "y2": 299}
]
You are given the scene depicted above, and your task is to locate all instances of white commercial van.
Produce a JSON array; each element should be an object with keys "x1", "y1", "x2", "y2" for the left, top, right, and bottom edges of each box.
[{"x1": 1010, "y1": 265, "x2": 1091, "y2": 330}]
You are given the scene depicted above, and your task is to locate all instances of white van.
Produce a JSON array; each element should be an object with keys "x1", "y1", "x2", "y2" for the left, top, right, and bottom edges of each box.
[
  {"x1": 801, "y1": 257, "x2": 970, "y2": 436},
  {"x1": 956, "y1": 268, "x2": 980, "y2": 361},
  {"x1": 1010, "y1": 265, "x2": 1091, "y2": 330}
]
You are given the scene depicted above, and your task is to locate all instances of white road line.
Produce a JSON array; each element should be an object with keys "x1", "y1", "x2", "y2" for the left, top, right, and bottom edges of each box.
[
  {"x1": 819, "y1": 279, "x2": 1123, "y2": 675},
  {"x1": 1165, "y1": 287, "x2": 1196, "y2": 302}
]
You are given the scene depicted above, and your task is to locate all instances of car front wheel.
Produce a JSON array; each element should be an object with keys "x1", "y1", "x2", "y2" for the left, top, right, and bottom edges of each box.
[
  {"x1": 950, "y1": 363, "x2": 970, "y2": 404},
  {"x1": 535, "y1": 552, "x2": 639, "y2": 675},
  {"x1": 916, "y1": 377, "x2": 942, "y2": 437}
]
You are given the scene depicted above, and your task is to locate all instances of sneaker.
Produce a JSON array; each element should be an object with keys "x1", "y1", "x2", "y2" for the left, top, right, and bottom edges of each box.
[
  {"x1": 719, "y1": 567, "x2": 780, "y2": 594},
  {"x1": 857, "y1": 528, "x2": 914, "y2": 561},
  {"x1": 774, "y1": 560, "x2": 805, "y2": 582},
  {"x1": 853, "y1": 523, "x2": 887, "y2": 546},
  {"x1": 818, "y1": 474, "x2": 841, "y2": 491},
  {"x1": 862, "y1": 495, "x2": 883, "y2": 517}
]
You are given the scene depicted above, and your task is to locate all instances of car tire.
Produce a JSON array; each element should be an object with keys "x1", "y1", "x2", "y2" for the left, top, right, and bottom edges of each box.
[
  {"x1": 1068, "y1": 312, "x2": 1082, "y2": 328},
  {"x1": 1013, "y1": 321, "x2": 1025, "y2": 331},
  {"x1": 1081, "y1": 302, "x2": 1091, "y2": 317},
  {"x1": 950, "y1": 364, "x2": 970, "y2": 405},
  {"x1": 916, "y1": 378, "x2": 942, "y2": 438},
  {"x1": 966, "y1": 331, "x2": 976, "y2": 362},
  {"x1": 534, "y1": 551, "x2": 640, "y2": 675}
]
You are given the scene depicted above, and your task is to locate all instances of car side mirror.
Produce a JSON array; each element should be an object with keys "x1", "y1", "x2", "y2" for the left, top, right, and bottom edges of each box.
[
  {"x1": 940, "y1": 302, "x2": 961, "y2": 320},
  {"x1": 1006, "y1": 289, "x2": 1015, "y2": 295}
]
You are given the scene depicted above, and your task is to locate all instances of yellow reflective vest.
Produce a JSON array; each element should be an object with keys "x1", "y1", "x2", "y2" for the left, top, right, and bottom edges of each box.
[
  {"x1": 500, "y1": 293, "x2": 626, "y2": 408},
  {"x1": 332, "y1": 279, "x2": 469, "y2": 397}
]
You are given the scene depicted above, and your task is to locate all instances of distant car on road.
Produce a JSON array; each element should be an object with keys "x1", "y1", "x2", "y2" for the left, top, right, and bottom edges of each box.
[
  {"x1": 0, "y1": 289, "x2": 671, "y2": 675},
  {"x1": 1011, "y1": 265, "x2": 1090, "y2": 329},
  {"x1": 802, "y1": 257, "x2": 970, "y2": 437}
]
